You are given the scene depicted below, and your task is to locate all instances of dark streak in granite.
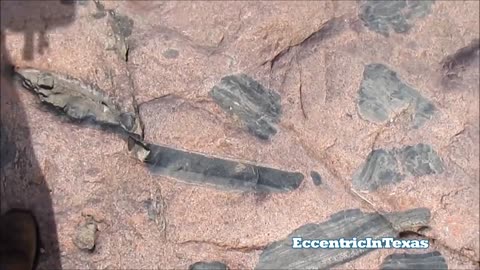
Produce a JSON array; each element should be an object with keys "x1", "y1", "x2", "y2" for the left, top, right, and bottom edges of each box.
[
  {"x1": 359, "y1": 0, "x2": 434, "y2": 37},
  {"x1": 380, "y1": 251, "x2": 448, "y2": 270},
  {"x1": 210, "y1": 74, "x2": 281, "y2": 140},
  {"x1": 255, "y1": 208, "x2": 431, "y2": 270},
  {"x1": 132, "y1": 141, "x2": 303, "y2": 193}
]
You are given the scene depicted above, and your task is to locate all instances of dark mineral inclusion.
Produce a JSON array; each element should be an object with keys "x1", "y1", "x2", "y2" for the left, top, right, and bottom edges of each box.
[
  {"x1": 353, "y1": 144, "x2": 444, "y2": 191},
  {"x1": 255, "y1": 208, "x2": 431, "y2": 270},
  {"x1": 310, "y1": 171, "x2": 322, "y2": 186},
  {"x1": 380, "y1": 251, "x2": 448, "y2": 270},
  {"x1": 128, "y1": 139, "x2": 303, "y2": 193},
  {"x1": 357, "y1": 63, "x2": 436, "y2": 128},
  {"x1": 210, "y1": 74, "x2": 282, "y2": 140},
  {"x1": 359, "y1": 0, "x2": 434, "y2": 37},
  {"x1": 189, "y1": 261, "x2": 229, "y2": 270}
]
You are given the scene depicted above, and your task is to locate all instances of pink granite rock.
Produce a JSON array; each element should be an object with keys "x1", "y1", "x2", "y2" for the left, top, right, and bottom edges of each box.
[{"x1": 1, "y1": 1, "x2": 478, "y2": 269}]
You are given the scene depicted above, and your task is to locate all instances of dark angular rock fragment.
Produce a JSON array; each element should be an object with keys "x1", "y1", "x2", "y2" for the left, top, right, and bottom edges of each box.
[
  {"x1": 397, "y1": 143, "x2": 444, "y2": 177},
  {"x1": 210, "y1": 74, "x2": 282, "y2": 140},
  {"x1": 359, "y1": 0, "x2": 434, "y2": 37},
  {"x1": 189, "y1": 261, "x2": 229, "y2": 270},
  {"x1": 352, "y1": 149, "x2": 404, "y2": 191},
  {"x1": 255, "y1": 208, "x2": 431, "y2": 270},
  {"x1": 14, "y1": 67, "x2": 141, "y2": 136},
  {"x1": 380, "y1": 251, "x2": 448, "y2": 270},
  {"x1": 357, "y1": 63, "x2": 435, "y2": 128},
  {"x1": 352, "y1": 144, "x2": 444, "y2": 191},
  {"x1": 127, "y1": 137, "x2": 303, "y2": 193},
  {"x1": 310, "y1": 171, "x2": 322, "y2": 186}
]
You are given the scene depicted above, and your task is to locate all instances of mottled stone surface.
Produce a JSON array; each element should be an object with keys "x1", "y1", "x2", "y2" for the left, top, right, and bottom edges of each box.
[
  {"x1": 189, "y1": 261, "x2": 229, "y2": 270},
  {"x1": 210, "y1": 74, "x2": 282, "y2": 140},
  {"x1": 380, "y1": 251, "x2": 448, "y2": 270},
  {"x1": 353, "y1": 144, "x2": 444, "y2": 191},
  {"x1": 357, "y1": 63, "x2": 435, "y2": 128},
  {"x1": 359, "y1": 0, "x2": 434, "y2": 37},
  {"x1": 256, "y1": 208, "x2": 431, "y2": 270}
]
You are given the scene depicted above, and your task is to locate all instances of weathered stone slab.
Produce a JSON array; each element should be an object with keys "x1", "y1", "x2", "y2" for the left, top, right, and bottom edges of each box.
[
  {"x1": 14, "y1": 67, "x2": 141, "y2": 136},
  {"x1": 255, "y1": 208, "x2": 431, "y2": 270},
  {"x1": 189, "y1": 261, "x2": 229, "y2": 270},
  {"x1": 357, "y1": 63, "x2": 435, "y2": 128},
  {"x1": 359, "y1": 0, "x2": 434, "y2": 37},
  {"x1": 353, "y1": 144, "x2": 444, "y2": 191},
  {"x1": 380, "y1": 251, "x2": 448, "y2": 270},
  {"x1": 210, "y1": 74, "x2": 282, "y2": 140},
  {"x1": 128, "y1": 137, "x2": 304, "y2": 193}
]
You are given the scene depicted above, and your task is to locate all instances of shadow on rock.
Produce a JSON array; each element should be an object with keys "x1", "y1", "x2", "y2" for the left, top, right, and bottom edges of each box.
[{"x1": 1, "y1": 1, "x2": 77, "y2": 269}]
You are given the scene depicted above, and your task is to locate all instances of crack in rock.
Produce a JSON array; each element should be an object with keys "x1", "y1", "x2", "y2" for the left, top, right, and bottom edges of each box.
[
  {"x1": 179, "y1": 239, "x2": 267, "y2": 253},
  {"x1": 255, "y1": 208, "x2": 431, "y2": 270},
  {"x1": 352, "y1": 143, "x2": 444, "y2": 191},
  {"x1": 107, "y1": 10, "x2": 134, "y2": 62}
]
